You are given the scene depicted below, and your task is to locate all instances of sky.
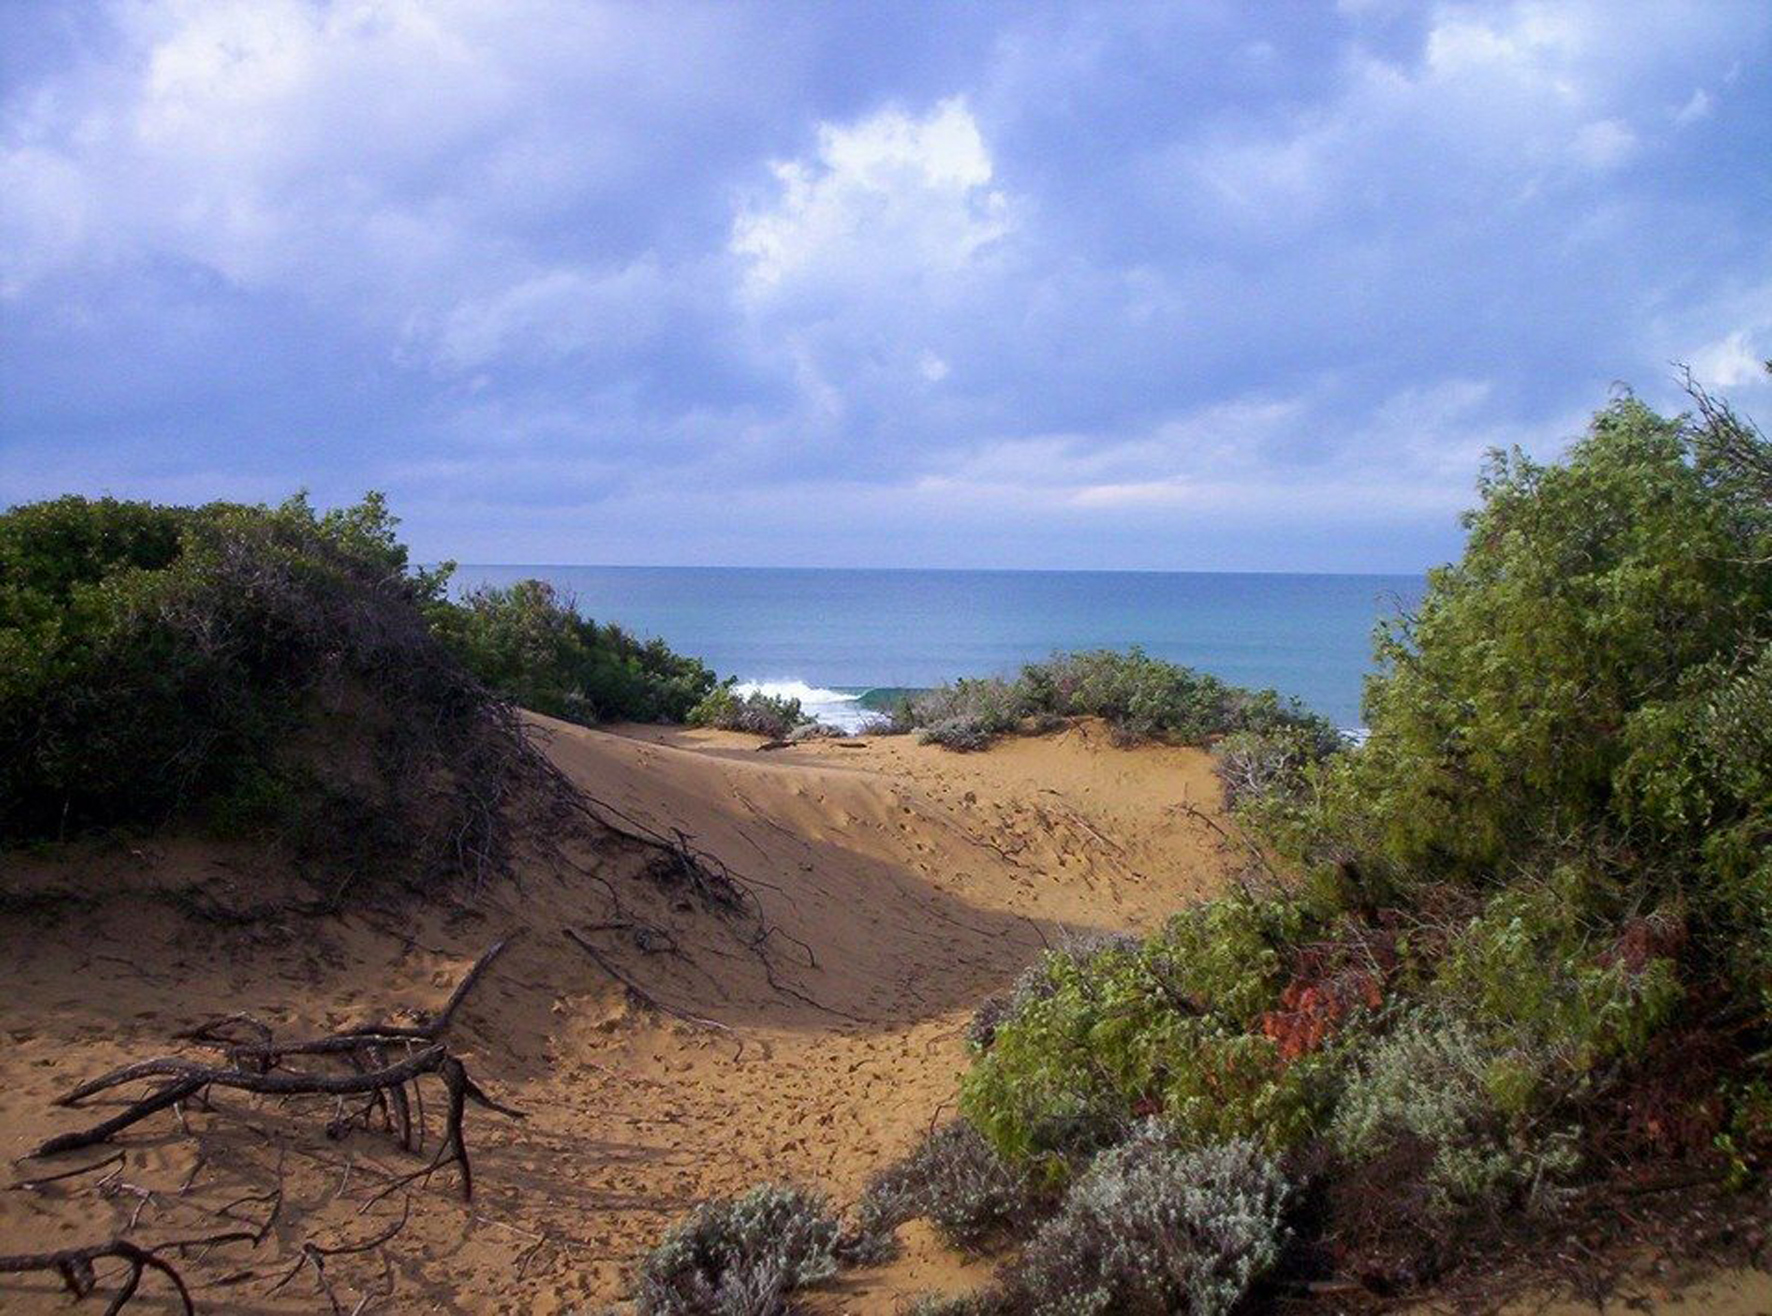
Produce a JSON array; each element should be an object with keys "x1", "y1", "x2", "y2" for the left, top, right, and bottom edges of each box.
[{"x1": 2, "y1": 1, "x2": 1769, "y2": 572}]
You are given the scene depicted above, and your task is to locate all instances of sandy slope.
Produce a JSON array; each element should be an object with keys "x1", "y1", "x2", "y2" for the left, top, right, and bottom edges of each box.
[{"x1": 0, "y1": 718, "x2": 1233, "y2": 1313}]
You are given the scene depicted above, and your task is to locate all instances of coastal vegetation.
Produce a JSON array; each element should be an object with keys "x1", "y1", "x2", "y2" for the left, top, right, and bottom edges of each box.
[
  {"x1": 635, "y1": 379, "x2": 1772, "y2": 1309},
  {"x1": 0, "y1": 491, "x2": 522, "y2": 883},
  {"x1": 883, "y1": 649, "x2": 1342, "y2": 754},
  {"x1": 0, "y1": 495, "x2": 735, "y2": 873},
  {"x1": 5, "y1": 376, "x2": 1770, "y2": 1310},
  {"x1": 687, "y1": 684, "x2": 810, "y2": 739},
  {"x1": 433, "y1": 577, "x2": 718, "y2": 725}
]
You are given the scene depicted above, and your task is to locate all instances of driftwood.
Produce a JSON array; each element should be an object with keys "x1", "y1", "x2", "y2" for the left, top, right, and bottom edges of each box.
[{"x1": 28, "y1": 941, "x2": 522, "y2": 1201}]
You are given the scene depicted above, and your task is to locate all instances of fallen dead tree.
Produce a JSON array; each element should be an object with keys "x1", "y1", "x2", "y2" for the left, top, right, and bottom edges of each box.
[{"x1": 29, "y1": 939, "x2": 522, "y2": 1199}]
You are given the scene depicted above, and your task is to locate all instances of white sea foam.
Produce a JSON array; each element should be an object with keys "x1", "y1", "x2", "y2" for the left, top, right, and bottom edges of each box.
[{"x1": 732, "y1": 678, "x2": 873, "y2": 732}]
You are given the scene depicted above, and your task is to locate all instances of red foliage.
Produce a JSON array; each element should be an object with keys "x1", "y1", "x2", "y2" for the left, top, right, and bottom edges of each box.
[
  {"x1": 1260, "y1": 971, "x2": 1384, "y2": 1060},
  {"x1": 1258, "y1": 915, "x2": 1400, "y2": 1062},
  {"x1": 1602, "y1": 910, "x2": 1688, "y2": 975}
]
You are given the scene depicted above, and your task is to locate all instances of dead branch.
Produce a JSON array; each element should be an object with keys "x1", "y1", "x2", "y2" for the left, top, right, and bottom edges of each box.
[
  {"x1": 564, "y1": 927, "x2": 734, "y2": 1035},
  {"x1": 268, "y1": 1195, "x2": 411, "y2": 1313},
  {"x1": 29, "y1": 941, "x2": 523, "y2": 1202},
  {"x1": 0, "y1": 1231, "x2": 255, "y2": 1315},
  {"x1": 10, "y1": 1152, "x2": 126, "y2": 1192}
]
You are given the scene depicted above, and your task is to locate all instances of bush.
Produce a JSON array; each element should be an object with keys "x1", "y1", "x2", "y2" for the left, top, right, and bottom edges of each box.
[
  {"x1": 688, "y1": 686, "x2": 808, "y2": 739},
  {"x1": 1212, "y1": 726, "x2": 1322, "y2": 813},
  {"x1": 859, "y1": 1121, "x2": 1036, "y2": 1254},
  {"x1": 966, "y1": 932, "x2": 1142, "y2": 1052},
  {"x1": 635, "y1": 1182, "x2": 840, "y2": 1316},
  {"x1": 960, "y1": 897, "x2": 1331, "y2": 1175},
  {"x1": 0, "y1": 492, "x2": 514, "y2": 884},
  {"x1": 433, "y1": 579, "x2": 716, "y2": 724},
  {"x1": 1017, "y1": 649, "x2": 1337, "y2": 749},
  {"x1": 1329, "y1": 1009, "x2": 1579, "y2": 1217},
  {"x1": 1300, "y1": 395, "x2": 1772, "y2": 897},
  {"x1": 913, "y1": 380, "x2": 1772, "y2": 1300},
  {"x1": 896, "y1": 651, "x2": 1341, "y2": 753},
  {"x1": 1006, "y1": 1126, "x2": 1291, "y2": 1316},
  {"x1": 1431, "y1": 882, "x2": 1684, "y2": 1108},
  {"x1": 899, "y1": 679, "x2": 1029, "y2": 750},
  {"x1": 917, "y1": 717, "x2": 999, "y2": 752}
]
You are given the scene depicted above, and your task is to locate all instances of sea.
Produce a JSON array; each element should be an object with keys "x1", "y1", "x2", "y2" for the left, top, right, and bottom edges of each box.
[{"x1": 453, "y1": 566, "x2": 1425, "y2": 734}]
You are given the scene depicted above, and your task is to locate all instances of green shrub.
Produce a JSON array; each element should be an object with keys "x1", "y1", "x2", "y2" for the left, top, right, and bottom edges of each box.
[
  {"x1": 1211, "y1": 726, "x2": 1323, "y2": 813},
  {"x1": 433, "y1": 578, "x2": 716, "y2": 724},
  {"x1": 1431, "y1": 883, "x2": 1683, "y2": 1107},
  {"x1": 925, "y1": 380, "x2": 1772, "y2": 1298},
  {"x1": 1299, "y1": 396, "x2": 1772, "y2": 898},
  {"x1": 1006, "y1": 1126, "x2": 1291, "y2": 1316},
  {"x1": 858, "y1": 1120, "x2": 1036, "y2": 1254},
  {"x1": 897, "y1": 650, "x2": 1340, "y2": 753},
  {"x1": 1017, "y1": 648, "x2": 1338, "y2": 750},
  {"x1": 688, "y1": 685, "x2": 808, "y2": 739},
  {"x1": 635, "y1": 1182, "x2": 840, "y2": 1315},
  {"x1": 966, "y1": 932, "x2": 1143, "y2": 1052},
  {"x1": 901, "y1": 679, "x2": 1030, "y2": 749},
  {"x1": 960, "y1": 897, "x2": 1330, "y2": 1174},
  {"x1": 918, "y1": 716, "x2": 999, "y2": 752},
  {"x1": 0, "y1": 492, "x2": 493, "y2": 866}
]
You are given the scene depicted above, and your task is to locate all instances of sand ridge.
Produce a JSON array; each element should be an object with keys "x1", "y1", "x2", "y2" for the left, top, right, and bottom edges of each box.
[{"x1": 0, "y1": 717, "x2": 1234, "y2": 1312}]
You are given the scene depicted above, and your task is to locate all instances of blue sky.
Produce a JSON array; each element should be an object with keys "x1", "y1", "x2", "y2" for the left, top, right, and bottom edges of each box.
[{"x1": 2, "y1": 1, "x2": 1769, "y2": 571}]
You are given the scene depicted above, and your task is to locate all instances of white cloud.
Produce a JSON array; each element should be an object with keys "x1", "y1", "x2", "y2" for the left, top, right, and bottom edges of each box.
[
  {"x1": 421, "y1": 259, "x2": 671, "y2": 371},
  {"x1": 1570, "y1": 117, "x2": 1636, "y2": 170},
  {"x1": 1690, "y1": 329, "x2": 1767, "y2": 389},
  {"x1": 1674, "y1": 87, "x2": 1714, "y2": 125},
  {"x1": 731, "y1": 98, "x2": 1011, "y2": 295}
]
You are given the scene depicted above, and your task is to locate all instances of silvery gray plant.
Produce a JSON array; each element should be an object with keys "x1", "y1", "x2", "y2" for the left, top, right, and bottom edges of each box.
[{"x1": 1010, "y1": 1124, "x2": 1291, "y2": 1316}]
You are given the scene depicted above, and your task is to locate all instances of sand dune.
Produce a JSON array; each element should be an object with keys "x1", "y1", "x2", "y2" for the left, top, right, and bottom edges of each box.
[{"x1": 0, "y1": 718, "x2": 1235, "y2": 1312}]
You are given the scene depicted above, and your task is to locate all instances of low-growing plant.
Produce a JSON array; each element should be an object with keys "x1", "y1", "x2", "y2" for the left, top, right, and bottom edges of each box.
[
  {"x1": 917, "y1": 717, "x2": 999, "y2": 752},
  {"x1": 1330, "y1": 1009, "x2": 1580, "y2": 1217},
  {"x1": 859, "y1": 1120, "x2": 1037, "y2": 1254},
  {"x1": 897, "y1": 650, "x2": 1340, "y2": 754},
  {"x1": 1431, "y1": 882, "x2": 1684, "y2": 1109},
  {"x1": 901, "y1": 1294, "x2": 999, "y2": 1316},
  {"x1": 966, "y1": 932, "x2": 1143, "y2": 1052},
  {"x1": 635, "y1": 1182, "x2": 840, "y2": 1316},
  {"x1": 1212, "y1": 725, "x2": 1325, "y2": 813},
  {"x1": 689, "y1": 685, "x2": 808, "y2": 739},
  {"x1": 1006, "y1": 1125, "x2": 1291, "y2": 1316}
]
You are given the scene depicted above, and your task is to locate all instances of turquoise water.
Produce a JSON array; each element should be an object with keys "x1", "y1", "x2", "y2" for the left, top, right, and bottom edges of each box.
[{"x1": 454, "y1": 566, "x2": 1424, "y2": 731}]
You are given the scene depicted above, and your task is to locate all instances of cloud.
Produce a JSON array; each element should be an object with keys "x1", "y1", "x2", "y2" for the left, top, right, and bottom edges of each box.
[
  {"x1": 1674, "y1": 87, "x2": 1715, "y2": 125},
  {"x1": 2, "y1": 1, "x2": 1770, "y2": 571},
  {"x1": 1570, "y1": 118, "x2": 1636, "y2": 170},
  {"x1": 1691, "y1": 328, "x2": 1768, "y2": 389},
  {"x1": 732, "y1": 98, "x2": 1011, "y2": 296}
]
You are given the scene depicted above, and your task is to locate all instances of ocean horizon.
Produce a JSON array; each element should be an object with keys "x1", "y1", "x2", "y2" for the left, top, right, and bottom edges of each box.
[{"x1": 453, "y1": 565, "x2": 1426, "y2": 732}]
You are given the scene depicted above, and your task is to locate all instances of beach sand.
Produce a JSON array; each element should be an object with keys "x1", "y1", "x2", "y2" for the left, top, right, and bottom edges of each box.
[
  {"x1": 0, "y1": 717, "x2": 1231, "y2": 1312},
  {"x1": 2, "y1": 717, "x2": 1765, "y2": 1313}
]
